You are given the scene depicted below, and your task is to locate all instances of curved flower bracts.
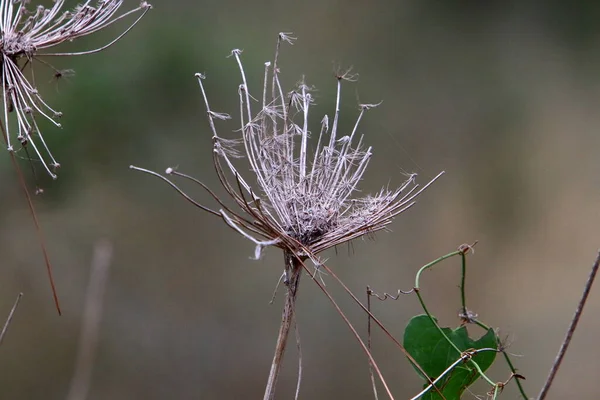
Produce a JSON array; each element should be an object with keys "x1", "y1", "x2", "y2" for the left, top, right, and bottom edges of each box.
[
  {"x1": 132, "y1": 33, "x2": 443, "y2": 263},
  {"x1": 1, "y1": 0, "x2": 152, "y2": 178}
]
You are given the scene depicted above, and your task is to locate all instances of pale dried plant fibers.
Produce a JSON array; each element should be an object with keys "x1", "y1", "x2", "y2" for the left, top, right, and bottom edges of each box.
[
  {"x1": 134, "y1": 32, "x2": 442, "y2": 263},
  {"x1": 131, "y1": 32, "x2": 443, "y2": 399},
  {"x1": 0, "y1": 0, "x2": 152, "y2": 179}
]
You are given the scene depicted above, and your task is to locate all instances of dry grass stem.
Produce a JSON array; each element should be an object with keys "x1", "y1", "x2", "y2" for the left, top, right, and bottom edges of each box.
[
  {"x1": 537, "y1": 250, "x2": 600, "y2": 400},
  {"x1": 4, "y1": 131, "x2": 61, "y2": 313},
  {"x1": 0, "y1": 292, "x2": 23, "y2": 347},
  {"x1": 66, "y1": 240, "x2": 113, "y2": 400},
  {"x1": 264, "y1": 251, "x2": 302, "y2": 400}
]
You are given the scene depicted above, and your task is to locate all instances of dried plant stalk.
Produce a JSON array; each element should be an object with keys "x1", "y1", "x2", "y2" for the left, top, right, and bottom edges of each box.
[
  {"x1": 537, "y1": 251, "x2": 600, "y2": 400},
  {"x1": 132, "y1": 32, "x2": 443, "y2": 398},
  {"x1": 0, "y1": 292, "x2": 23, "y2": 346},
  {"x1": 264, "y1": 251, "x2": 302, "y2": 400},
  {"x1": 67, "y1": 240, "x2": 113, "y2": 400}
]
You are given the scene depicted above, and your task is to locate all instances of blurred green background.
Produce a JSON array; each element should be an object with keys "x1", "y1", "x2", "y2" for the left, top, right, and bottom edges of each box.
[{"x1": 1, "y1": 0, "x2": 600, "y2": 399}]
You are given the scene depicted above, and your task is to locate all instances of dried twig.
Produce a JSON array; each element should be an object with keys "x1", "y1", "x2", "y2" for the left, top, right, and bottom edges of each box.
[
  {"x1": 537, "y1": 250, "x2": 600, "y2": 400},
  {"x1": 366, "y1": 287, "x2": 379, "y2": 400},
  {"x1": 264, "y1": 252, "x2": 302, "y2": 400},
  {"x1": 8, "y1": 135, "x2": 61, "y2": 314},
  {"x1": 0, "y1": 292, "x2": 23, "y2": 346}
]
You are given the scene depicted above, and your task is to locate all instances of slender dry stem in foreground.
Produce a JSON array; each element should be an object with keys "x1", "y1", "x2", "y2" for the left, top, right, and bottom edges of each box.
[
  {"x1": 264, "y1": 252, "x2": 302, "y2": 400},
  {"x1": 366, "y1": 287, "x2": 379, "y2": 400},
  {"x1": 67, "y1": 240, "x2": 113, "y2": 400},
  {"x1": 0, "y1": 292, "x2": 23, "y2": 346},
  {"x1": 537, "y1": 250, "x2": 600, "y2": 400}
]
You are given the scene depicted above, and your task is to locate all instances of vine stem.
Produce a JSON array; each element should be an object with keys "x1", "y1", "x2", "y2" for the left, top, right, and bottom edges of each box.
[
  {"x1": 460, "y1": 251, "x2": 468, "y2": 316},
  {"x1": 472, "y1": 319, "x2": 528, "y2": 398},
  {"x1": 537, "y1": 250, "x2": 600, "y2": 400},
  {"x1": 459, "y1": 249, "x2": 529, "y2": 399},
  {"x1": 263, "y1": 251, "x2": 302, "y2": 400},
  {"x1": 414, "y1": 249, "x2": 496, "y2": 387},
  {"x1": 409, "y1": 347, "x2": 497, "y2": 400},
  {"x1": 413, "y1": 289, "x2": 495, "y2": 387}
]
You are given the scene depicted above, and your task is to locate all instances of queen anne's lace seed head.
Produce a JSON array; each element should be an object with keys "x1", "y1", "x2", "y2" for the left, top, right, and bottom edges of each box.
[
  {"x1": 132, "y1": 33, "x2": 443, "y2": 263},
  {"x1": 189, "y1": 33, "x2": 444, "y2": 261},
  {"x1": 0, "y1": 0, "x2": 151, "y2": 179}
]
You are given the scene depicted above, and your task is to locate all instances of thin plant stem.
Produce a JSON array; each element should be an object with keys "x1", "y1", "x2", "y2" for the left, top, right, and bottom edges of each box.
[
  {"x1": 460, "y1": 252, "x2": 467, "y2": 315},
  {"x1": 366, "y1": 286, "x2": 379, "y2": 400},
  {"x1": 500, "y1": 350, "x2": 527, "y2": 398},
  {"x1": 293, "y1": 320, "x2": 302, "y2": 400},
  {"x1": 537, "y1": 250, "x2": 600, "y2": 400},
  {"x1": 264, "y1": 251, "x2": 303, "y2": 400},
  {"x1": 413, "y1": 289, "x2": 495, "y2": 387},
  {"x1": 9, "y1": 151, "x2": 61, "y2": 315},
  {"x1": 0, "y1": 121, "x2": 61, "y2": 315},
  {"x1": 0, "y1": 293, "x2": 23, "y2": 346},
  {"x1": 38, "y1": 5, "x2": 152, "y2": 57},
  {"x1": 409, "y1": 348, "x2": 497, "y2": 400},
  {"x1": 301, "y1": 264, "x2": 395, "y2": 399},
  {"x1": 414, "y1": 250, "x2": 462, "y2": 286},
  {"x1": 472, "y1": 316, "x2": 528, "y2": 398},
  {"x1": 66, "y1": 240, "x2": 113, "y2": 400},
  {"x1": 458, "y1": 247, "x2": 529, "y2": 398},
  {"x1": 414, "y1": 250, "x2": 496, "y2": 387},
  {"x1": 365, "y1": 285, "x2": 415, "y2": 400},
  {"x1": 315, "y1": 260, "x2": 443, "y2": 398},
  {"x1": 490, "y1": 385, "x2": 500, "y2": 400}
]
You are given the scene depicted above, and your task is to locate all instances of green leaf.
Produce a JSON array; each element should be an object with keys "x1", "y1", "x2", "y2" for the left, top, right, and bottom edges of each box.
[{"x1": 403, "y1": 314, "x2": 498, "y2": 400}]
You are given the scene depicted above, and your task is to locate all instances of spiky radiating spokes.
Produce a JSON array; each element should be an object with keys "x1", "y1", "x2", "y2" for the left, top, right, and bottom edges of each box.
[
  {"x1": 192, "y1": 33, "x2": 444, "y2": 258},
  {"x1": 0, "y1": 0, "x2": 151, "y2": 178},
  {"x1": 129, "y1": 37, "x2": 442, "y2": 400}
]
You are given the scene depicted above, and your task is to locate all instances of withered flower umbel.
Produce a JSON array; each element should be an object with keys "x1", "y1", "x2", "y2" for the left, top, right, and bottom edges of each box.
[
  {"x1": 185, "y1": 36, "x2": 441, "y2": 262},
  {"x1": 131, "y1": 33, "x2": 443, "y2": 399},
  {"x1": 1, "y1": 0, "x2": 151, "y2": 178}
]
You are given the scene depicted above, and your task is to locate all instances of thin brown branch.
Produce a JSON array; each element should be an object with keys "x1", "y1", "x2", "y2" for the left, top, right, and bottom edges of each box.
[
  {"x1": 1, "y1": 120, "x2": 61, "y2": 315},
  {"x1": 316, "y1": 259, "x2": 441, "y2": 396},
  {"x1": 129, "y1": 166, "x2": 220, "y2": 217},
  {"x1": 11, "y1": 152, "x2": 61, "y2": 314},
  {"x1": 0, "y1": 293, "x2": 23, "y2": 346},
  {"x1": 299, "y1": 261, "x2": 395, "y2": 399},
  {"x1": 367, "y1": 287, "x2": 379, "y2": 400},
  {"x1": 169, "y1": 169, "x2": 268, "y2": 234},
  {"x1": 537, "y1": 250, "x2": 600, "y2": 400},
  {"x1": 264, "y1": 251, "x2": 303, "y2": 400}
]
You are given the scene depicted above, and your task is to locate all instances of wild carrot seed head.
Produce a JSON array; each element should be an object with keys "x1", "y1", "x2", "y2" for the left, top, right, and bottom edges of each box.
[
  {"x1": 192, "y1": 33, "x2": 444, "y2": 259},
  {"x1": 0, "y1": 0, "x2": 151, "y2": 179}
]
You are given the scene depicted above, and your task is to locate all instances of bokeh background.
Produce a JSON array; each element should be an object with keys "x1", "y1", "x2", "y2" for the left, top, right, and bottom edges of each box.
[{"x1": 1, "y1": 0, "x2": 600, "y2": 399}]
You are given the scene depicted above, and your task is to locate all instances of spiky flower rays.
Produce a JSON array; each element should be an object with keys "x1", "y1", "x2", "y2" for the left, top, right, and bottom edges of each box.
[
  {"x1": 0, "y1": 0, "x2": 152, "y2": 178},
  {"x1": 133, "y1": 33, "x2": 443, "y2": 262}
]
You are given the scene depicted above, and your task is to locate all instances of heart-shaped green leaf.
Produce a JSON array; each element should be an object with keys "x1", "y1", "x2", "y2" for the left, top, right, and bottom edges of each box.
[{"x1": 404, "y1": 314, "x2": 498, "y2": 399}]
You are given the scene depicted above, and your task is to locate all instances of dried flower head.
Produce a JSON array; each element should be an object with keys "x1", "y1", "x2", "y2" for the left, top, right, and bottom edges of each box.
[
  {"x1": 132, "y1": 33, "x2": 442, "y2": 263},
  {"x1": 1, "y1": 0, "x2": 152, "y2": 178},
  {"x1": 131, "y1": 34, "x2": 444, "y2": 398}
]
